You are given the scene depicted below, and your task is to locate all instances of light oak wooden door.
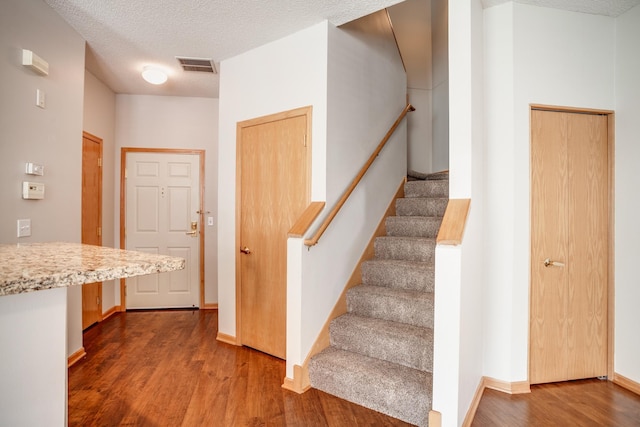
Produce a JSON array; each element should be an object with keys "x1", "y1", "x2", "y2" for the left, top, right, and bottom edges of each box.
[
  {"x1": 125, "y1": 152, "x2": 201, "y2": 309},
  {"x1": 530, "y1": 109, "x2": 609, "y2": 384},
  {"x1": 238, "y1": 109, "x2": 309, "y2": 359},
  {"x1": 82, "y1": 132, "x2": 103, "y2": 330}
]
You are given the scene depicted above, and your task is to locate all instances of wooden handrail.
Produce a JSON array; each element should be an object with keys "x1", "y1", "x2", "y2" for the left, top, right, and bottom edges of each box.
[
  {"x1": 304, "y1": 104, "x2": 414, "y2": 247},
  {"x1": 436, "y1": 199, "x2": 471, "y2": 245},
  {"x1": 289, "y1": 202, "x2": 325, "y2": 237}
]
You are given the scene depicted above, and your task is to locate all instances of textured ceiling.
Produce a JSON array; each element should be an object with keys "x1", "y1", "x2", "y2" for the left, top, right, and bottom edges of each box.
[
  {"x1": 482, "y1": 0, "x2": 640, "y2": 16},
  {"x1": 44, "y1": 0, "x2": 405, "y2": 98},
  {"x1": 45, "y1": 0, "x2": 640, "y2": 98}
]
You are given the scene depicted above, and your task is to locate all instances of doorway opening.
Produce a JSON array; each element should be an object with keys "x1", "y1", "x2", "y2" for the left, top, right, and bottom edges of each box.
[
  {"x1": 120, "y1": 148, "x2": 206, "y2": 310},
  {"x1": 529, "y1": 104, "x2": 614, "y2": 384}
]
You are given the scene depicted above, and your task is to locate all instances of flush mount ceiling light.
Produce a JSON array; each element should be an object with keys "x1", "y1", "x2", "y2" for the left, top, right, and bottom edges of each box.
[{"x1": 141, "y1": 66, "x2": 168, "y2": 85}]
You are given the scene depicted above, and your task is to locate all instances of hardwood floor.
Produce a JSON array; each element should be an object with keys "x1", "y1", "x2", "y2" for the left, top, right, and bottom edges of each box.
[
  {"x1": 472, "y1": 379, "x2": 640, "y2": 426},
  {"x1": 68, "y1": 309, "x2": 412, "y2": 426}
]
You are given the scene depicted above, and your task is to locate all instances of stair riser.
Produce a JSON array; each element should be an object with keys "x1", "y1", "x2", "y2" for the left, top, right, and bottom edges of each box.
[
  {"x1": 385, "y1": 216, "x2": 441, "y2": 238},
  {"x1": 374, "y1": 237, "x2": 435, "y2": 263},
  {"x1": 404, "y1": 180, "x2": 449, "y2": 198},
  {"x1": 347, "y1": 289, "x2": 434, "y2": 328},
  {"x1": 396, "y1": 198, "x2": 448, "y2": 217},
  {"x1": 361, "y1": 261, "x2": 434, "y2": 292},
  {"x1": 330, "y1": 317, "x2": 433, "y2": 372}
]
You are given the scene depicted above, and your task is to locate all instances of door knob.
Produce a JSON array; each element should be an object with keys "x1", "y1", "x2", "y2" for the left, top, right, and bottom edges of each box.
[
  {"x1": 543, "y1": 258, "x2": 565, "y2": 267},
  {"x1": 240, "y1": 246, "x2": 251, "y2": 254},
  {"x1": 186, "y1": 221, "x2": 198, "y2": 237}
]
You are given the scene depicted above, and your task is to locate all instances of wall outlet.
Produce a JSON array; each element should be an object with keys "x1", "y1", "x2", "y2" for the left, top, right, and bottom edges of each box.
[{"x1": 17, "y1": 219, "x2": 31, "y2": 237}]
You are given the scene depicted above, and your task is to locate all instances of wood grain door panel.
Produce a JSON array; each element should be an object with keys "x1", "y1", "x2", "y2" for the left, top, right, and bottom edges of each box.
[
  {"x1": 530, "y1": 110, "x2": 608, "y2": 384},
  {"x1": 82, "y1": 132, "x2": 103, "y2": 330},
  {"x1": 238, "y1": 108, "x2": 310, "y2": 359}
]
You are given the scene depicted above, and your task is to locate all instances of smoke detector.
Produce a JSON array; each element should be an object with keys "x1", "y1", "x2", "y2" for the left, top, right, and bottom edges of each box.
[{"x1": 175, "y1": 57, "x2": 217, "y2": 74}]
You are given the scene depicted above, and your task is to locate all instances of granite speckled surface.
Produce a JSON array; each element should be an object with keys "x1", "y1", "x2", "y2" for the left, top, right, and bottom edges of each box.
[{"x1": 0, "y1": 242, "x2": 185, "y2": 296}]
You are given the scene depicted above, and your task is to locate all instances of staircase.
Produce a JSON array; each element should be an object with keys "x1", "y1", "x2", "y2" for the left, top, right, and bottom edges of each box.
[{"x1": 309, "y1": 175, "x2": 448, "y2": 427}]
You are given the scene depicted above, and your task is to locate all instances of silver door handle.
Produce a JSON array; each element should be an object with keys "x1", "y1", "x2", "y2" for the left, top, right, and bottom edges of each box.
[{"x1": 543, "y1": 258, "x2": 565, "y2": 267}]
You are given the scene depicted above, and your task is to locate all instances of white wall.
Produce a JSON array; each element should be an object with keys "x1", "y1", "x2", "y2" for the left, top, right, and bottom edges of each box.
[
  {"x1": 83, "y1": 70, "x2": 117, "y2": 313},
  {"x1": 431, "y1": 0, "x2": 449, "y2": 173},
  {"x1": 217, "y1": 22, "x2": 329, "y2": 338},
  {"x1": 293, "y1": 14, "x2": 407, "y2": 376},
  {"x1": 407, "y1": 88, "x2": 432, "y2": 174},
  {"x1": 482, "y1": 1, "x2": 517, "y2": 383},
  {"x1": 390, "y1": 0, "x2": 433, "y2": 175},
  {"x1": 482, "y1": 3, "x2": 615, "y2": 383},
  {"x1": 217, "y1": 17, "x2": 406, "y2": 379},
  {"x1": 432, "y1": 0, "x2": 484, "y2": 425},
  {"x1": 0, "y1": 0, "x2": 85, "y2": 358},
  {"x1": 614, "y1": 3, "x2": 640, "y2": 385},
  {"x1": 115, "y1": 95, "x2": 219, "y2": 305}
]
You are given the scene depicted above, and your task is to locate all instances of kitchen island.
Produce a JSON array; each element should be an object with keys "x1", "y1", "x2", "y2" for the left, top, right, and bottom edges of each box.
[{"x1": 0, "y1": 242, "x2": 185, "y2": 426}]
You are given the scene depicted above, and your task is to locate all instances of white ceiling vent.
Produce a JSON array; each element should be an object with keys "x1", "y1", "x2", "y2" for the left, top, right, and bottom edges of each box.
[{"x1": 176, "y1": 57, "x2": 217, "y2": 74}]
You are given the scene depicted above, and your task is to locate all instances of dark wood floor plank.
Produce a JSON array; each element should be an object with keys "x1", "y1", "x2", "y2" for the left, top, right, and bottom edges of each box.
[{"x1": 69, "y1": 310, "x2": 411, "y2": 427}]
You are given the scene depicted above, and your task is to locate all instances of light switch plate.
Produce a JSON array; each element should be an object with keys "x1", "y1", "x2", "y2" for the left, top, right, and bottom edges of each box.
[
  {"x1": 17, "y1": 219, "x2": 31, "y2": 237},
  {"x1": 36, "y1": 89, "x2": 46, "y2": 109},
  {"x1": 25, "y1": 162, "x2": 44, "y2": 176}
]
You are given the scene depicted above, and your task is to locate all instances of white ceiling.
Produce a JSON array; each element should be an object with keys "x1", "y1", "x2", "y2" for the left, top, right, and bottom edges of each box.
[
  {"x1": 44, "y1": 0, "x2": 406, "y2": 98},
  {"x1": 44, "y1": 0, "x2": 640, "y2": 99},
  {"x1": 482, "y1": 0, "x2": 640, "y2": 16}
]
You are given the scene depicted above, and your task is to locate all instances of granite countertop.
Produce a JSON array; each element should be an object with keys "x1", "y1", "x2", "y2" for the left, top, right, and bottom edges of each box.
[{"x1": 0, "y1": 242, "x2": 185, "y2": 297}]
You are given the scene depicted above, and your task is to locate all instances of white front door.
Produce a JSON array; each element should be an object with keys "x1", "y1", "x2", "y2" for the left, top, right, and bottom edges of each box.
[{"x1": 125, "y1": 152, "x2": 200, "y2": 309}]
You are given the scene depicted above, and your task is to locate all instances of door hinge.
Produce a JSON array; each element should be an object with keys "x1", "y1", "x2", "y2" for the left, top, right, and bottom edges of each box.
[
  {"x1": 124, "y1": 168, "x2": 128, "y2": 179},
  {"x1": 97, "y1": 227, "x2": 102, "y2": 237},
  {"x1": 98, "y1": 157, "x2": 102, "y2": 167}
]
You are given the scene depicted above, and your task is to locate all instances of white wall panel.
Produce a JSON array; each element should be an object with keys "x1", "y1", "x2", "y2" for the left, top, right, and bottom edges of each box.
[{"x1": 614, "y1": 3, "x2": 640, "y2": 385}]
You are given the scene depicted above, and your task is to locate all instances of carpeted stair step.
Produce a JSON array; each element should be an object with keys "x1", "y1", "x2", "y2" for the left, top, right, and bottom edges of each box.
[
  {"x1": 374, "y1": 236, "x2": 435, "y2": 263},
  {"x1": 386, "y1": 216, "x2": 442, "y2": 238},
  {"x1": 361, "y1": 259, "x2": 434, "y2": 292},
  {"x1": 404, "y1": 179, "x2": 449, "y2": 198},
  {"x1": 396, "y1": 197, "x2": 448, "y2": 217},
  {"x1": 309, "y1": 347, "x2": 432, "y2": 426},
  {"x1": 347, "y1": 285, "x2": 434, "y2": 328},
  {"x1": 330, "y1": 313, "x2": 433, "y2": 372}
]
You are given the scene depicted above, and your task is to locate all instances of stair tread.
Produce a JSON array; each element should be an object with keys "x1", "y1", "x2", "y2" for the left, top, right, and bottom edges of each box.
[
  {"x1": 396, "y1": 197, "x2": 448, "y2": 217},
  {"x1": 349, "y1": 284, "x2": 433, "y2": 301},
  {"x1": 361, "y1": 259, "x2": 434, "y2": 292},
  {"x1": 332, "y1": 313, "x2": 432, "y2": 343},
  {"x1": 376, "y1": 236, "x2": 436, "y2": 243},
  {"x1": 330, "y1": 313, "x2": 433, "y2": 371},
  {"x1": 374, "y1": 236, "x2": 436, "y2": 262},
  {"x1": 362, "y1": 258, "x2": 434, "y2": 269},
  {"x1": 404, "y1": 180, "x2": 449, "y2": 198},
  {"x1": 310, "y1": 347, "x2": 432, "y2": 426},
  {"x1": 386, "y1": 216, "x2": 442, "y2": 238},
  {"x1": 348, "y1": 285, "x2": 434, "y2": 327},
  {"x1": 388, "y1": 215, "x2": 443, "y2": 220}
]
